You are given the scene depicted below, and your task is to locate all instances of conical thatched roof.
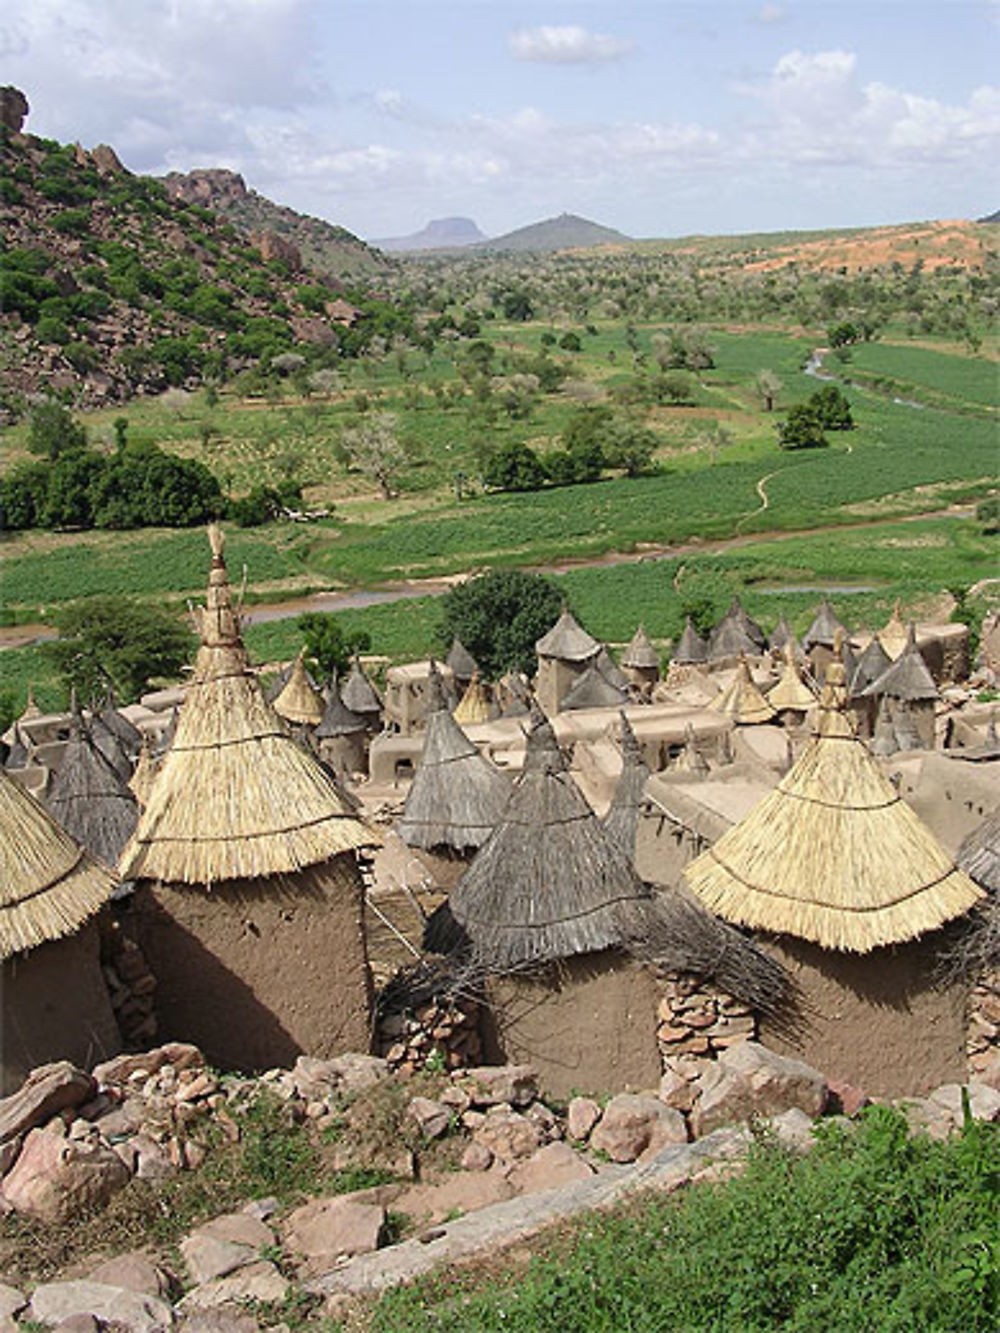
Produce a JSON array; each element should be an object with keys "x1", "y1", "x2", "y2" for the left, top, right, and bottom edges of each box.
[
  {"x1": 723, "y1": 597, "x2": 765, "y2": 650},
  {"x1": 672, "y1": 722, "x2": 710, "y2": 775},
  {"x1": 497, "y1": 672, "x2": 531, "y2": 719},
  {"x1": 155, "y1": 706, "x2": 179, "y2": 757},
  {"x1": 129, "y1": 735, "x2": 159, "y2": 809},
  {"x1": 768, "y1": 643, "x2": 818, "y2": 712},
  {"x1": 19, "y1": 686, "x2": 41, "y2": 723},
  {"x1": 535, "y1": 610, "x2": 600, "y2": 663},
  {"x1": 341, "y1": 658, "x2": 382, "y2": 716},
  {"x1": 802, "y1": 598, "x2": 846, "y2": 651},
  {"x1": 436, "y1": 709, "x2": 652, "y2": 969},
  {"x1": 957, "y1": 807, "x2": 1000, "y2": 894},
  {"x1": 45, "y1": 718, "x2": 138, "y2": 868},
  {"x1": 446, "y1": 637, "x2": 479, "y2": 680},
  {"x1": 595, "y1": 645, "x2": 631, "y2": 692},
  {"x1": 711, "y1": 657, "x2": 776, "y2": 724},
  {"x1": 708, "y1": 613, "x2": 759, "y2": 662},
  {"x1": 561, "y1": 662, "x2": 629, "y2": 711},
  {"x1": 878, "y1": 600, "x2": 908, "y2": 661},
  {"x1": 863, "y1": 623, "x2": 937, "y2": 702},
  {"x1": 5, "y1": 724, "x2": 28, "y2": 771},
  {"x1": 397, "y1": 664, "x2": 509, "y2": 852},
  {"x1": 453, "y1": 672, "x2": 494, "y2": 727},
  {"x1": 88, "y1": 712, "x2": 133, "y2": 783},
  {"x1": 622, "y1": 624, "x2": 659, "y2": 671},
  {"x1": 684, "y1": 661, "x2": 983, "y2": 953},
  {"x1": 272, "y1": 649, "x2": 325, "y2": 727},
  {"x1": 264, "y1": 658, "x2": 320, "y2": 704},
  {"x1": 0, "y1": 767, "x2": 118, "y2": 960},
  {"x1": 315, "y1": 674, "x2": 367, "y2": 738},
  {"x1": 98, "y1": 695, "x2": 142, "y2": 756},
  {"x1": 768, "y1": 616, "x2": 795, "y2": 654},
  {"x1": 850, "y1": 636, "x2": 891, "y2": 697},
  {"x1": 673, "y1": 616, "x2": 707, "y2": 664},
  {"x1": 602, "y1": 713, "x2": 651, "y2": 858},
  {"x1": 119, "y1": 526, "x2": 373, "y2": 886}
]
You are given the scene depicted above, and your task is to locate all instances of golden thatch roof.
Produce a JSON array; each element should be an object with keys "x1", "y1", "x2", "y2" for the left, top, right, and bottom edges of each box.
[
  {"x1": 622, "y1": 624, "x2": 659, "y2": 670},
  {"x1": 878, "y1": 600, "x2": 908, "y2": 660},
  {"x1": 272, "y1": 649, "x2": 325, "y2": 726},
  {"x1": 129, "y1": 735, "x2": 159, "y2": 809},
  {"x1": 1, "y1": 767, "x2": 118, "y2": 960},
  {"x1": 768, "y1": 643, "x2": 818, "y2": 713},
  {"x1": 711, "y1": 657, "x2": 776, "y2": 724},
  {"x1": 684, "y1": 662, "x2": 983, "y2": 953},
  {"x1": 453, "y1": 672, "x2": 494, "y2": 727},
  {"x1": 535, "y1": 610, "x2": 600, "y2": 663},
  {"x1": 119, "y1": 526, "x2": 373, "y2": 886}
]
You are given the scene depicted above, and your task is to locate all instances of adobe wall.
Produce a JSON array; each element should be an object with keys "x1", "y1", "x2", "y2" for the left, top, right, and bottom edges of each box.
[
  {"x1": 759, "y1": 933, "x2": 968, "y2": 1097},
  {"x1": 130, "y1": 857, "x2": 372, "y2": 1073},
  {"x1": 481, "y1": 951, "x2": 662, "y2": 1100},
  {"x1": 1, "y1": 921, "x2": 121, "y2": 1094}
]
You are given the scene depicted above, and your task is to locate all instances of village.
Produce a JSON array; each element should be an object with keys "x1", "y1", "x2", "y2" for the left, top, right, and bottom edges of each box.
[{"x1": 1, "y1": 522, "x2": 998, "y2": 1326}]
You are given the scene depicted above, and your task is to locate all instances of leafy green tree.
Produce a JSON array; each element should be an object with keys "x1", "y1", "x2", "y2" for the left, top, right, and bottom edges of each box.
[
  {"x1": 45, "y1": 597, "x2": 195, "y2": 703},
  {"x1": 0, "y1": 461, "x2": 49, "y2": 529},
  {"x1": 604, "y1": 419, "x2": 658, "y2": 477},
  {"x1": 778, "y1": 403, "x2": 828, "y2": 450},
  {"x1": 297, "y1": 613, "x2": 371, "y2": 679},
  {"x1": 828, "y1": 321, "x2": 859, "y2": 348},
  {"x1": 482, "y1": 441, "x2": 547, "y2": 492},
  {"x1": 501, "y1": 290, "x2": 534, "y2": 322},
  {"x1": 439, "y1": 569, "x2": 564, "y2": 677},
  {"x1": 28, "y1": 402, "x2": 87, "y2": 460},
  {"x1": 810, "y1": 384, "x2": 854, "y2": 430}
]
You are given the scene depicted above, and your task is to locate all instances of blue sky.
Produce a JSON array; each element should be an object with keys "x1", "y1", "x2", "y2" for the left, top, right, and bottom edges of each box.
[{"x1": 3, "y1": 1, "x2": 997, "y2": 241}]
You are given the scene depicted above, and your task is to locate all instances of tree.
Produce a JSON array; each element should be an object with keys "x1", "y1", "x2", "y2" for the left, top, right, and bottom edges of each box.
[
  {"x1": 341, "y1": 411, "x2": 406, "y2": 499},
  {"x1": 482, "y1": 441, "x2": 547, "y2": 492},
  {"x1": 778, "y1": 403, "x2": 828, "y2": 450},
  {"x1": 604, "y1": 419, "x2": 658, "y2": 477},
  {"x1": 297, "y1": 612, "x2": 371, "y2": 679},
  {"x1": 810, "y1": 384, "x2": 854, "y2": 430},
  {"x1": 45, "y1": 596, "x2": 195, "y2": 703},
  {"x1": 828, "y1": 321, "x2": 859, "y2": 349},
  {"x1": 28, "y1": 401, "x2": 87, "y2": 460},
  {"x1": 439, "y1": 569, "x2": 564, "y2": 677},
  {"x1": 501, "y1": 291, "x2": 534, "y2": 322},
  {"x1": 755, "y1": 369, "x2": 783, "y2": 412}
]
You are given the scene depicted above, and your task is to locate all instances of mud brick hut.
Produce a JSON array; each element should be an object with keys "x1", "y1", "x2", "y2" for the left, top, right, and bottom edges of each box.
[
  {"x1": 314, "y1": 672, "x2": 368, "y2": 777},
  {"x1": 621, "y1": 625, "x2": 660, "y2": 691},
  {"x1": 862, "y1": 622, "x2": 939, "y2": 749},
  {"x1": 683, "y1": 655, "x2": 983, "y2": 1096},
  {"x1": 119, "y1": 527, "x2": 375, "y2": 1072},
  {"x1": 767, "y1": 642, "x2": 818, "y2": 725},
  {"x1": 446, "y1": 638, "x2": 479, "y2": 696},
  {"x1": 1, "y1": 768, "x2": 121, "y2": 1092},
  {"x1": 534, "y1": 610, "x2": 600, "y2": 716}
]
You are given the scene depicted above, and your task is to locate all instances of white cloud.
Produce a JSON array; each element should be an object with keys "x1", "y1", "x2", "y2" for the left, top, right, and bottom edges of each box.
[{"x1": 508, "y1": 25, "x2": 633, "y2": 64}]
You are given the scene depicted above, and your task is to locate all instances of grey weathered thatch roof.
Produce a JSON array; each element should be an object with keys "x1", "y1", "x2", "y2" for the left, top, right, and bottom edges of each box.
[
  {"x1": 98, "y1": 696, "x2": 142, "y2": 756},
  {"x1": 89, "y1": 712, "x2": 134, "y2": 782},
  {"x1": 768, "y1": 616, "x2": 794, "y2": 654},
  {"x1": 45, "y1": 719, "x2": 138, "y2": 868},
  {"x1": 673, "y1": 722, "x2": 710, "y2": 775},
  {"x1": 535, "y1": 610, "x2": 600, "y2": 663},
  {"x1": 863, "y1": 624, "x2": 938, "y2": 702},
  {"x1": 622, "y1": 625, "x2": 659, "y2": 670},
  {"x1": 673, "y1": 616, "x2": 708, "y2": 664},
  {"x1": 595, "y1": 645, "x2": 631, "y2": 692},
  {"x1": 850, "y1": 636, "x2": 891, "y2": 697},
  {"x1": 446, "y1": 638, "x2": 479, "y2": 680},
  {"x1": 1, "y1": 767, "x2": 118, "y2": 960},
  {"x1": 436, "y1": 710, "x2": 652, "y2": 969},
  {"x1": 315, "y1": 673, "x2": 367, "y2": 738},
  {"x1": 4, "y1": 725, "x2": 28, "y2": 772},
  {"x1": 561, "y1": 662, "x2": 630, "y2": 711},
  {"x1": 340, "y1": 658, "x2": 382, "y2": 716},
  {"x1": 722, "y1": 597, "x2": 765, "y2": 650},
  {"x1": 396, "y1": 666, "x2": 510, "y2": 853},
  {"x1": 708, "y1": 614, "x2": 759, "y2": 662},
  {"x1": 957, "y1": 807, "x2": 1000, "y2": 893},
  {"x1": 602, "y1": 713, "x2": 651, "y2": 859},
  {"x1": 802, "y1": 599, "x2": 846, "y2": 651}
]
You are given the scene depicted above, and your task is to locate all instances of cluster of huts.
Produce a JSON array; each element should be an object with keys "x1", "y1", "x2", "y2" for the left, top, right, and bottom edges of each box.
[{"x1": 3, "y1": 528, "x2": 998, "y2": 1109}]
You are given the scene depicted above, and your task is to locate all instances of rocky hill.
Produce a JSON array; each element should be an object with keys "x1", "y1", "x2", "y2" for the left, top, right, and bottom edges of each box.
[
  {"x1": 478, "y1": 212, "x2": 630, "y2": 253},
  {"x1": 0, "y1": 95, "x2": 402, "y2": 416},
  {"x1": 162, "y1": 168, "x2": 389, "y2": 280},
  {"x1": 374, "y1": 216, "x2": 489, "y2": 252}
]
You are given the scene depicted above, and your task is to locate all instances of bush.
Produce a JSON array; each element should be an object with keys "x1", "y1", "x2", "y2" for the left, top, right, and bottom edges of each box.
[
  {"x1": 28, "y1": 402, "x2": 87, "y2": 460},
  {"x1": 778, "y1": 402, "x2": 828, "y2": 450},
  {"x1": 811, "y1": 383, "x2": 854, "y2": 430},
  {"x1": 483, "y1": 441, "x2": 547, "y2": 493},
  {"x1": 439, "y1": 569, "x2": 565, "y2": 678},
  {"x1": 44, "y1": 596, "x2": 196, "y2": 702},
  {"x1": 976, "y1": 496, "x2": 1000, "y2": 536}
]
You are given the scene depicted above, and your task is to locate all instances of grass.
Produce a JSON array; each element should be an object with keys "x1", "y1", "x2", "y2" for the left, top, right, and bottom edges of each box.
[
  {"x1": 842, "y1": 342, "x2": 999, "y2": 410},
  {"x1": 367, "y1": 1108, "x2": 1000, "y2": 1332}
]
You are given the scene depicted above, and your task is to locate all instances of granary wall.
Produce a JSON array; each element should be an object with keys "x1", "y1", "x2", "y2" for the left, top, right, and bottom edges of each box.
[
  {"x1": 968, "y1": 970, "x2": 1000, "y2": 1084},
  {"x1": 317, "y1": 731, "x2": 367, "y2": 778},
  {"x1": 1, "y1": 921, "x2": 121, "y2": 1094},
  {"x1": 131, "y1": 858, "x2": 372, "y2": 1073}
]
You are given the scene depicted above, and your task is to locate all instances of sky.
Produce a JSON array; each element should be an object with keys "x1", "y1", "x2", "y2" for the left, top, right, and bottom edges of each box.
[{"x1": 2, "y1": 1, "x2": 998, "y2": 242}]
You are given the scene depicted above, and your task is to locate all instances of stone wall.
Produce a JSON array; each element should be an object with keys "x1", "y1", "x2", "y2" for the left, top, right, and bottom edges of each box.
[{"x1": 968, "y1": 970, "x2": 1000, "y2": 1085}]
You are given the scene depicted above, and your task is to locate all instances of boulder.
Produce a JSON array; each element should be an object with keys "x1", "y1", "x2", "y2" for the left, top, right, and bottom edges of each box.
[
  {"x1": 51, "y1": 1314, "x2": 98, "y2": 1333},
  {"x1": 928, "y1": 1082, "x2": 1000, "y2": 1125},
  {"x1": 566, "y1": 1097, "x2": 601, "y2": 1142},
  {"x1": 407, "y1": 1097, "x2": 451, "y2": 1140},
  {"x1": 507, "y1": 1142, "x2": 594, "y2": 1195},
  {"x1": 86, "y1": 1254, "x2": 169, "y2": 1298},
  {"x1": 692, "y1": 1042, "x2": 828, "y2": 1138},
  {"x1": 590, "y1": 1095, "x2": 687, "y2": 1164},
  {"x1": 283, "y1": 1196, "x2": 384, "y2": 1275},
  {"x1": 460, "y1": 1142, "x2": 493, "y2": 1171},
  {"x1": 471, "y1": 1108, "x2": 542, "y2": 1163},
  {"x1": 177, "y1": 1313, "x2": 259, "y2": 1333},
  {"x1": 28, "y1": 1281, "x2": 173, "y2": 1333},
  {"x1": 0, "y1": 1285, "x2": 25, "y2": 1322},
  {"x1": 288, "y1": 1054, "x2": 388, "y2": 1102},
  {"x1": 93, "y1": 1045, "x2": 204, "y2": 1088},
  {"x1": 0, "y1": 87, "x2": 28, "y2": 134},
  {"x1": 0, "y1": 1063, "x2": 96, "y2": 1145},
  {"x1": 178, "y1": 1262, "x2": 287, "y2": 1313},
  {"x1": 0, "y1": 1123, "x2": 130, "y2": 1223},
  {"x1": 658, "y1": 1069, "x2": 697, "y2": 1114},
  {"x1": 391, "y1": 1171, "x2": 513, "y2": 1228},
  {"x1": 771, "y1": 1108, "x2": 817, "y2": 1153},
  {"x1": 459, "y1": 1066, "x2": 538, "y2": 1109}
]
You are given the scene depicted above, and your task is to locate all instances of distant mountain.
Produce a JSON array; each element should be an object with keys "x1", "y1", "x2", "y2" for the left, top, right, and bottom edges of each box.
[
  {"x1": 478, "y1": 212, "x2": 631, "y2": 253},
  {"x1": 374, "y1": 216, "x2": 488, "y2": 252},
  {"x1": 162, "y1": 168, "x2": 389, "y2": 280},
  {"x1": 977, "y1": 208, "x2": 1000, "y2": 224}
]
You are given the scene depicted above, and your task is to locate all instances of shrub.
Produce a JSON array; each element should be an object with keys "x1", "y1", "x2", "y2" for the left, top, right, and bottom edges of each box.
[
  {"x1": 44, "y1": 596, "x2": 195, "y2": 702},
  {"x1": 778, "y1": 402, "x2": 828, "y2": 450},
  {"x1": 439, "y1": 569, "x2": 564, "y2": 677},
  {"x1": 482, "y1": 441, "x2": 547, "y2": 493}
]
